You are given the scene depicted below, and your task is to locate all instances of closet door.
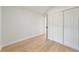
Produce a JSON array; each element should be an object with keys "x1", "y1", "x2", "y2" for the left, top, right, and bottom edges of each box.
[
  {"x1": 73, "y1": 8, "x2": 79, "y2": 50},
  {"x1": 64, "y1": 7, "x2": 79, "y2": 49},
  {"x1": 64, "y1": 9, "x2": 74, "y2": 48},
  {"x1": 48, "y1": 12, "x2": 63, "y2": 44}
]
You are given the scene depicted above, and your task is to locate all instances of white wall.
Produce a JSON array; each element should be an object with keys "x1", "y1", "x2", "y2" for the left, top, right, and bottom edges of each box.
[
  {"x1": 0, "y1": 6, "x2": 2, "y2": 50},
  {"x1": 2, "y1": 6, "x2": 45, "y2": 47}
]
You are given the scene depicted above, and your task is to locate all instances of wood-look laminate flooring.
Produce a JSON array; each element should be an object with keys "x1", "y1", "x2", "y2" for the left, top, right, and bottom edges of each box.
[{"x1": 2, "y1": 35, "x2": 78, "y2": 52}]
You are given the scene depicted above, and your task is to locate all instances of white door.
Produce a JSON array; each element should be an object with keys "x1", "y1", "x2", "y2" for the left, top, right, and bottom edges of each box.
[
  {"x1": 73, "y1": 8, "x2": 79, "y2": 50},
  {"x1": 48, "y1": 12, "x2": 63, "y2": 44},
  {"x1": 64, "y1": 9, "x2": 74, "y2": 48},
  {"x1": 64, "y1": 7, "x2": 79, "y2": 49}
]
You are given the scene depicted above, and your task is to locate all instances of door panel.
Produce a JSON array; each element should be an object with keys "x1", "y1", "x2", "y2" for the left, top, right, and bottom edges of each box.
[
  {"x1": 64, "y1": 10, "x2": 74, "y2": 48},
  {"x1": 48, "y1": 12, "x2": 63, "y2": 44},
  {"x1": 64, "y1": 7, "x2": 79, "y2": 50},
  {"x1": 73, "y1": 8, "x2": 79, "y2": 50}
]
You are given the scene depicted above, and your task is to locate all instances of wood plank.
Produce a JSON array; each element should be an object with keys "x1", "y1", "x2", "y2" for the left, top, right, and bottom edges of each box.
[{"x1": 2, "y1": 35, "x2": 78, "y2": 52}]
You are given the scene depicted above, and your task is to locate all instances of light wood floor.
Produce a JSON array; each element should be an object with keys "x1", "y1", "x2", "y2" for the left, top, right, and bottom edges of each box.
[{"x1": 2, "y1": 35, "x2": 78, "y2": 52}]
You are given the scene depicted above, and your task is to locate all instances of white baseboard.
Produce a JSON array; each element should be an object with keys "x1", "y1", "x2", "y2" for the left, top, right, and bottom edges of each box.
[
  {"x1": 48, "y1": 37, "x2": 79, "y2": 51},
  {"x1": 2, "y1": 32, "x2": 44, "y2": 47},
  {"x1": 48, "y1": 37, "x2": 63, "y2": 44}
]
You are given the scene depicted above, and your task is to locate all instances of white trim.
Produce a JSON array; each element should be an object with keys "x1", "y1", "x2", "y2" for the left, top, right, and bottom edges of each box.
[
  {"x1": 2, "y1": 33, "x2": 44, "y2": 47},
  {"x1": 48, "y1": 37, "x2": 63, "y2": 44},
  {"x1": 48, "y1": 37, "x2": 79, "y2": 51}
]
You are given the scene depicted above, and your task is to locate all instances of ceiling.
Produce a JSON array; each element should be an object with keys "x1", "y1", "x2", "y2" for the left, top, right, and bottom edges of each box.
[
  {"x1": 23, "y1": 6, "x2": 53, "y2": 15},
  {"x1": 23, "y1": 6, "x2": 75, "y2": 15}
]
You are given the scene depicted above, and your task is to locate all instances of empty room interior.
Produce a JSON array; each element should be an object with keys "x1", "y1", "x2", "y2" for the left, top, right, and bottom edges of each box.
[{"x1": 0, "y1": 6, "x2": 79, "y2": 52}]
